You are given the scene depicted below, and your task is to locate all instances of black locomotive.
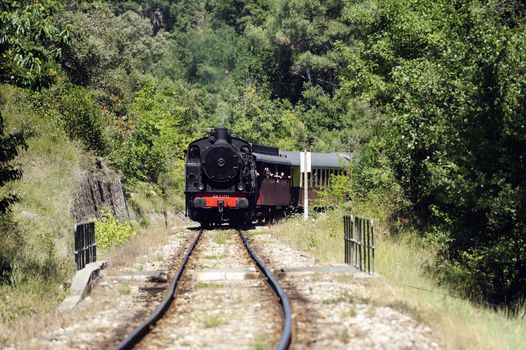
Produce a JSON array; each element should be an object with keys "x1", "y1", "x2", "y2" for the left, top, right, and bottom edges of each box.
[{"x1": 185, "y1": 128, "x2": 257, "y2": 224}]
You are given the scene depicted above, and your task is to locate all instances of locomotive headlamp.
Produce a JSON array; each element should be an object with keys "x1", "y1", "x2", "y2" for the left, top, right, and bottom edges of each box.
[
  {"x1": 198, "y1": 183, "x2": 205, "y2": 191},
  {"x1": 237, "y1": 183, "x2": 245, "y2": 191}
]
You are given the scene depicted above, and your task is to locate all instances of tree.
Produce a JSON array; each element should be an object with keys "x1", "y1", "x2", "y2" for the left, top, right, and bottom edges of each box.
[
  {"x1": 0, "y1": 114, "x2": 26, "y2": 214},
  {"x1": 340, "y1": 0, "x2": 526, "y2": 306},
  {"x1": 0, "y1": 0, "x2": 71, "y2": 88},
  {"x1": 265, "y1": 0, "x2": 349, "y2": 101}
]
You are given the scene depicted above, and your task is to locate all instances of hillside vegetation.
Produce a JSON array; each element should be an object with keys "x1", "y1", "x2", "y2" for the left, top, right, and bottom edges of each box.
[{"x1": 0, "y1": 0, "x2": 525, "y2": 325}]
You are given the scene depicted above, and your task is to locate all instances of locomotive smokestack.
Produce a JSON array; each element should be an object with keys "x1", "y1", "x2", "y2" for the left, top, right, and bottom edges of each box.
[{"x1": 210, "y1": 128, "x2": 232, "y2": 143}]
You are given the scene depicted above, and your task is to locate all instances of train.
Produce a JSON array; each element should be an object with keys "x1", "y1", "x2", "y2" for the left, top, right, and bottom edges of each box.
[{"x1": 185, "y1": 128, "x2": 350, "y2": 225}]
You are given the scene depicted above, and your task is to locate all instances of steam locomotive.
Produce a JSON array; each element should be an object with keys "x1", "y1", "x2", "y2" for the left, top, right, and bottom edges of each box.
[{"x1": 185, "y1": 128, "x2": 350, "y2": 225}]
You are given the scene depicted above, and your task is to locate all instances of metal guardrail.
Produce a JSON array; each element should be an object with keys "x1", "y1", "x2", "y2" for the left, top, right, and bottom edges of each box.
[
  {"x1": 74, "y1": 221, "x2": 97, "y2": 271},
  {"x1": 344, "y1": 215, "x2": 375, "y2": 274}
]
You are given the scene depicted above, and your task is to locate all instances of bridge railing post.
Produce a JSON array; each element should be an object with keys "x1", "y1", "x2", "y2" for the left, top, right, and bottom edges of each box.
[
  {"x1": 344, "y1": 214, "x2": 374, "y2": 274},
  {"x1": 74, "y1": 221, "x2": 97, "y2": 271}
]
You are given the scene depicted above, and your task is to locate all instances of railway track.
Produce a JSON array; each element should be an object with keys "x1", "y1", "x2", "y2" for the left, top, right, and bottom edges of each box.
[{"x1": 115, "y1": 228, "x2": 292, "y2": 350}]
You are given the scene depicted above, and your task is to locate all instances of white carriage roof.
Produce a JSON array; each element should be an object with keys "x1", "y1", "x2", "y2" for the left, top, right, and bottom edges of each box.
[{"x1": 279, "y1": 151, "x2": 351, "y2": 168}]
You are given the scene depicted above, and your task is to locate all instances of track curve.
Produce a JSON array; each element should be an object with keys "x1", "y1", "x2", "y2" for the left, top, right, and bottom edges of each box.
[
  {"x1": 238, "y1": 229, "x2": 292, "y2": 350},
  {"x1": 115, "y1": 229, "x2": 203, "y2": 350}
]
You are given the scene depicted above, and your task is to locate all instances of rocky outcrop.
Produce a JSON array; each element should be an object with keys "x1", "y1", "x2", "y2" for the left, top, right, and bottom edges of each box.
[{"x1": 71, "y1": 158, "x2": 130, "y2": 222}]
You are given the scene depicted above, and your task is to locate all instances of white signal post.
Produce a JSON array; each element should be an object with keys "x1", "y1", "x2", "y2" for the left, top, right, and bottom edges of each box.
[{"x1": 300, "y1": 151, "x2": 312, "y2": 220}]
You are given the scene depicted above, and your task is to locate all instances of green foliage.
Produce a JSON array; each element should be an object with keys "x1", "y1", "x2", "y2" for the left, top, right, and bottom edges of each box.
[
  {"x1": 225, "y1": 85, "x2": 304, "y2": 150},
  {"x1": 0, "y1": 0, "x2": 71, "y2": 87},
  {"x1": 25, "y1": 79, "x2": 106, "y2": 153},
  {"x1": 317, "y1": 173, "x2": 352, "y2": 209},
  {"x1": 115, "y1": 79, "x2": 217, "y2": 189},
  {"x1": 0, "y1": 113, "x2": 26, "y2": 214},
  {"x1": 57, "y1": 86, "x2": 106, "y2": 153},
  {"x1": 95, "y1": 207, "x2": 135, "y2": 250},
  {"x1": 156, "y1": 25, "x2": 247, "y2": 94},
  {"x1": 340, "y1": 0, "x2": 526, "y2": 306},
  {"x1": 0, "y1": 0, "x2": 66, "y2": 284}
]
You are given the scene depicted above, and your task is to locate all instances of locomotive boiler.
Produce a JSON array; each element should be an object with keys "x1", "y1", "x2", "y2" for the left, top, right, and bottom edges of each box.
[{"x1": 185, "y1": 128, "x2": 257, "y2": 224}]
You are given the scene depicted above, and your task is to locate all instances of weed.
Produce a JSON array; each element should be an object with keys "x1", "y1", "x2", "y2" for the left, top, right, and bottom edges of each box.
[
  {"x1": 307, "y1": 234, "x2": 317, "y2": 248},
  {"x1": 352, "y1": 328, "x2": 365, "y2": 338},
  {"x1": 203, "y1": 254, "x2": 227, "y2": 260},
  {"x1": 95, "y1": 207, "x2": 136, "y2": 251},
  {"x1": 342, "y1": 306, "x2": 357, "y2": 318},
  {"x1": 212, "y1": 231, "x2": 232, "y2": 245},
  {"x1": 322, "y1": 292, "x2": 353, "y2": 305},
  {"x1": 254, "y1": 337, "x2": 269, "y2": 350},
  {"x1": 204, "y1": 314, "x2": 225, "y2": 328},
  {"x1": 336, "y1": 329, "x2": 350, "y2": 343},
  {"x1": 196, "y1": 282, "x2": 224, "y2": 289},
  {"x1": 118, "y1": 283, "x2": 131, "y2": 295}
]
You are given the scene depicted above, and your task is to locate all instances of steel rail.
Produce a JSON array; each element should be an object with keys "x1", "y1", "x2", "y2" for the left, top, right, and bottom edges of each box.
[
  {"x1": 238, "y1": 230, "x2": 292, "y2": 350},
  {"x1": 115, "y1": 230, "x2": 203, "y2": 350}
]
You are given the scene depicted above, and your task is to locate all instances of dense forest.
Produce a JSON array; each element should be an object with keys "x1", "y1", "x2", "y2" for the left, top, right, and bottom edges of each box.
[{"x1": 0, "y1": 0, "x2": 525, "y2": 310}]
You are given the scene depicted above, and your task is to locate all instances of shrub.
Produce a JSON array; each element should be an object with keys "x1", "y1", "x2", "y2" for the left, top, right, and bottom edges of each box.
[
  {"x1": 317, "y1": 173, "x2": 352, "y2": 209},
  {"x1": 95, "y1": 207, "x2": 135, "y2": 251},
  {"x1": 58, "y1": 86, "x2": 107, "y2": 154}
]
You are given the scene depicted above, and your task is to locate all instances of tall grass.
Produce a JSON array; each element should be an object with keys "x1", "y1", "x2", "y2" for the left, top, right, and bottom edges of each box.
[
  {"x1": 265, "y1": 210, "x2": 526, "y2": 350},
  {"x1": 0, "y1": 85, "x2": 82, "y2": 326},
  {"x1": 267, "y1": 211, "x2": 344, "y2": 263}
]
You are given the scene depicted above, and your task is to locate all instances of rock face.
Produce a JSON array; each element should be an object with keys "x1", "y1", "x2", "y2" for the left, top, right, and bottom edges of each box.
[{"x1": 71, "y1": 158, "x2": 130, "y2": 222}]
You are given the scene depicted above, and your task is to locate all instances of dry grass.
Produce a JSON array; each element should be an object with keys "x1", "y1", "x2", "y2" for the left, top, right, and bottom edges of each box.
[
  {"x1": 265, "y1": 210, "x2": 526, "y2": 350},
  {"x1": 203, "y1": 253, "x2": 227, "y2": 260},
  {"x1": 101, "y1": 217, "x2": 174, "y2": 268},
  {"x1": 266, "y1": 211, "x2": 343, "y2": 263},
  {"x1": 375, "y1": 234, "x2": 526, "y2": 350}
]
